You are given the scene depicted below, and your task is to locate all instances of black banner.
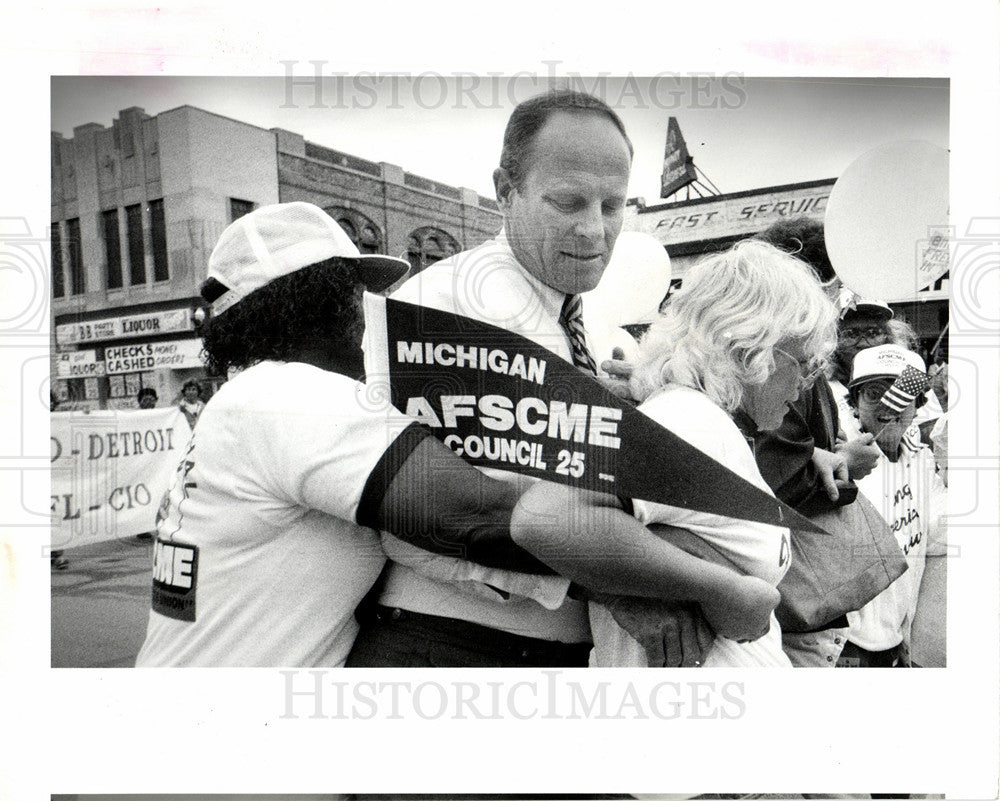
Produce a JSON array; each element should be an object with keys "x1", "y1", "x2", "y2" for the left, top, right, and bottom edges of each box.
[{"x1": 366, "y1": 295, "x2": 822, "y2": 534}]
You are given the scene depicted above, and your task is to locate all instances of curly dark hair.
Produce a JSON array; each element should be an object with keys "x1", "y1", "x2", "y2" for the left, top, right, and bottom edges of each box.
[
  {"x1": 754, "y1": 217, "x2": 836, "y2": 283},
  {"x1": 199, "y1": 259, "x2": 365, "y2": 376}
]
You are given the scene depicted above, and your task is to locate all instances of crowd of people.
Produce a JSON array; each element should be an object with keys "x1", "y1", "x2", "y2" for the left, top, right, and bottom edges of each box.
[{"x1": 132, "y1": 89, "x2": 947, "y2": 669}]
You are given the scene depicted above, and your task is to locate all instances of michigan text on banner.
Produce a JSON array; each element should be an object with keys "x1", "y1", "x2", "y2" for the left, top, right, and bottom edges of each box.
[
  {"x1": 364, "y1": 294, "x2": 823, "y2": 534},
  {"x1": 51, "y1": 407, "x2": 193, "y2": 548}
]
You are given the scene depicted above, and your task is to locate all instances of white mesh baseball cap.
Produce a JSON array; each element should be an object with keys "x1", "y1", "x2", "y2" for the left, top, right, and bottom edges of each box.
[
  {"x1": 838, "y1": 292, "x2": 894, "y2": 322},
  {"x1": 206, "y1": 202, "x2": 410, "y2": 315},
  {"x1": 849, "y1": 344, "x2": 926, "y2": 387}
]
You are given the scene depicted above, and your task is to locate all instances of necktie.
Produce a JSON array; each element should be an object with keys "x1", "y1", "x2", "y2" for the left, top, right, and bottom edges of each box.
[{"x1": 560, "y1": 294, "x2": 599, "y2": 376}]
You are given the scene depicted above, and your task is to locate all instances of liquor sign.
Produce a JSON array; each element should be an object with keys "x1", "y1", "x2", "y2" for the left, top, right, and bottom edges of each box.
[
  {"x1": 56, "y1": 308, "x2": 193, "y2": 346},
  {"x1": 56, "y1": 350, "x2": 106, "y2": 378},
  {"x1": 660, "y1": 117, "x2": 698, "y2": 199}
]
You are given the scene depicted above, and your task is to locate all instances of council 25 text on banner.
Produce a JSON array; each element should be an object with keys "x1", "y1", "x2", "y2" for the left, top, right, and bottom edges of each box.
[{"x1": 364, "y1": 294, "x2": 821, "y2": 534}]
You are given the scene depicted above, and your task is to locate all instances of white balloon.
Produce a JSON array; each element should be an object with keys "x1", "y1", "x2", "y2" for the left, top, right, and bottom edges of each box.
[
  {"x1": 824, "y1": 140, "x2": 949, "y2": 300},
  {"x1": 583, "y1": 231, "x2": 672, "y2": 328}
]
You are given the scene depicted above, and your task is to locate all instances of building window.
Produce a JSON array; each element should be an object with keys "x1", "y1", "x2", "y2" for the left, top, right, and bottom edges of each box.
[
  {"x1": 230, "y1": 198, "x2": 254, "y2": 222},
  {"x1": 338, "y1": 218, "x2": 358, "y2": 242},
  {"x1": 323, "y1": 207, "x2": 384, "y2": 255},
  {"x1": 102, "y1": 209, "x2": 123, "y2": 289},
  {"x1": 122, "y1": 127, "x2": 135, "y2": 158},
  {"x1": 357, "y1": 224, "x2": 380, "y2": 255},
  {"x1": 51, "y1": 223, "x2": 65, "y2": 299},
  {"x1": 125, "y1": 204, "x2": 146, "y2": 285},
  {"x1": 406, "y1": 226, "x2": 459, "y2": 275},
  {"x1": 66, "y1": 217, "x2": 85, "y2": 295},
  {"x1": 149, "y1": 199, "x2": 169, "y2": 282}
]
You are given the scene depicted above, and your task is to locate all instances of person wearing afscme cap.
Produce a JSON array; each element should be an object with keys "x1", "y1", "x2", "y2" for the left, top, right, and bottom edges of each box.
[
  {"x1": 829, "y1": 293, "x2": 895, "y2": 438},
  {"x1": 135, "y1": 202, "x2": 564, "y2": 667},
  {"x1": 835, "y1": 344, "x2": 947, "y2": 668},
  {"x1": 847, "y1": 343, "x2": 927, "y2": 459}
]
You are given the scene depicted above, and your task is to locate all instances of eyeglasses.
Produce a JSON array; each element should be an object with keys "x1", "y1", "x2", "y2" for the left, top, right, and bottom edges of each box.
[
  {"x1": 840, "y1": 325, "x2": 886, "y2": 342},
  {"x1": 858, "y1": 382, "x2": 893, "y2": 404},
  {"x1": 774, "y1": 347, "x2": 825, "y2": 388}
]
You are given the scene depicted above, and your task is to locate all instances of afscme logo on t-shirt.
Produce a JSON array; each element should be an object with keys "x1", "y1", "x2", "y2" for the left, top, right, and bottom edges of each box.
[{"x1": 151, "y1": 538, "x2": 199, "y2": 622}]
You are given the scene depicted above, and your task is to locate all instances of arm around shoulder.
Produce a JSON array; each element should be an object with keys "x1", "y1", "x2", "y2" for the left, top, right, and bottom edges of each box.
[{"x1": 510, "y1": 481, "x2": 780, "y2": 642}]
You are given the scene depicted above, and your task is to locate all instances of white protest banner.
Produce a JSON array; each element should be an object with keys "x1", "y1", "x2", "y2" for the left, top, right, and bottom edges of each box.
[{"x1": 51, "y1": 407, "x2": 192, "y2": 548}]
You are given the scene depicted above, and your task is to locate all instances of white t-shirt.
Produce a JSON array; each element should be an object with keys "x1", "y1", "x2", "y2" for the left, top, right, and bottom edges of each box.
[
  {"x1": 136, "y1": 361, "x2": 425, "y2": 667},
  {"x1": 847, "y1": 437, "x2": 945, "y2": 652},
  {"x1": 589, "y1": 385, "x2": 793, "y2": 667},
  {"x1": 367, "y1": 232, "x2": 604, "y2": 643}
]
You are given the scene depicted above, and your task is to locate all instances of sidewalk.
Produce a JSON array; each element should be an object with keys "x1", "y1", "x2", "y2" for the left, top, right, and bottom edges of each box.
[{"x1": 51, "y1": 535, "x2": 153, "y2": 668}]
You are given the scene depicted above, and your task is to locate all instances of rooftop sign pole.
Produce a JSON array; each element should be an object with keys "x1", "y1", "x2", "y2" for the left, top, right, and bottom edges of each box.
[{"x1": 660, "y1": 117, "x2": 699, "y2": 199}]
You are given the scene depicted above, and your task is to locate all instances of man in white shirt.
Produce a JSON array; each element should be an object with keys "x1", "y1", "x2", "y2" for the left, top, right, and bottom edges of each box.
[
  {"x1": 136, "y1": 203, "x2": 551, "y2": 667},
  {"x1": 349, "y1": 89, "x2": 708, "y2": 667}
]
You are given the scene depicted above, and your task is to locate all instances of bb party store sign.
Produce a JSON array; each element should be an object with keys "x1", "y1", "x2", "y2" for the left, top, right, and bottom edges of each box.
[
  {"x1": 51, "y1": 407, "x2": 192, "y2": 547},
  {"x1": 364, "y1": 294, "x2": 820, "y2": 533}
]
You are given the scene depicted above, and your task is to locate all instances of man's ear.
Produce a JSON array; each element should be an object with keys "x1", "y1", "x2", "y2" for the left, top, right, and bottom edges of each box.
[{"x1": 493, "y1": 167, "x2": 515, "y2": 210}]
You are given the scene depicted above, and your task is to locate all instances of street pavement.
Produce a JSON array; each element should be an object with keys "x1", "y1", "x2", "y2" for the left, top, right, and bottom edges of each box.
[
  {"x1": 51, "y1": 535, "x2": 153, "y2": 668},
  {"x1": 49, "y1": 535, "x2": 947, "y2": 669}
]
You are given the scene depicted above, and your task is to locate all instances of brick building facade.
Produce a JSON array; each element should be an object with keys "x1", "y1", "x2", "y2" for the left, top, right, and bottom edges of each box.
[{"x1": 50, "y1": 105, "x2": 503, "y2": 410}]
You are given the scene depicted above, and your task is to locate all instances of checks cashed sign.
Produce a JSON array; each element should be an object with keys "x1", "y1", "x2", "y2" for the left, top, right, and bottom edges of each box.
[
  {"x1": 104, "y1": 339, "x2": 204, "y2": 374},
  {"x1": 364, "y1": 294, "x2": 820, "y2": 532},
  {"x1": 51, "y1": 407, "x2": 192, "y2": 548}
]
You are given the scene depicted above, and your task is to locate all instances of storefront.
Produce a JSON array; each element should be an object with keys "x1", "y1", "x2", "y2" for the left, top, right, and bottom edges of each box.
[
  {"x1": 625, "y1": 178, "x2": 835, "y2": 278},
  {"x1": 52, "y1": 303, "x2": 214, "y2": 411},
  {"x1": 623, "y1": 177, "x2": 948, "y2": 358}
]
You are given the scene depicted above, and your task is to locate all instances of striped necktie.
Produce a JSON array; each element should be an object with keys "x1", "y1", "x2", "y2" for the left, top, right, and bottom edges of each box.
[{"x1": 559, "y1": 294, "x2": 599, "y2": 376}]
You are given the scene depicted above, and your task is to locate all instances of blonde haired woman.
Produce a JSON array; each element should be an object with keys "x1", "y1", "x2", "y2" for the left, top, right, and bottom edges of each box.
[{"x1": 512, "y1": 240, "x2": 838, "y2": 666}]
